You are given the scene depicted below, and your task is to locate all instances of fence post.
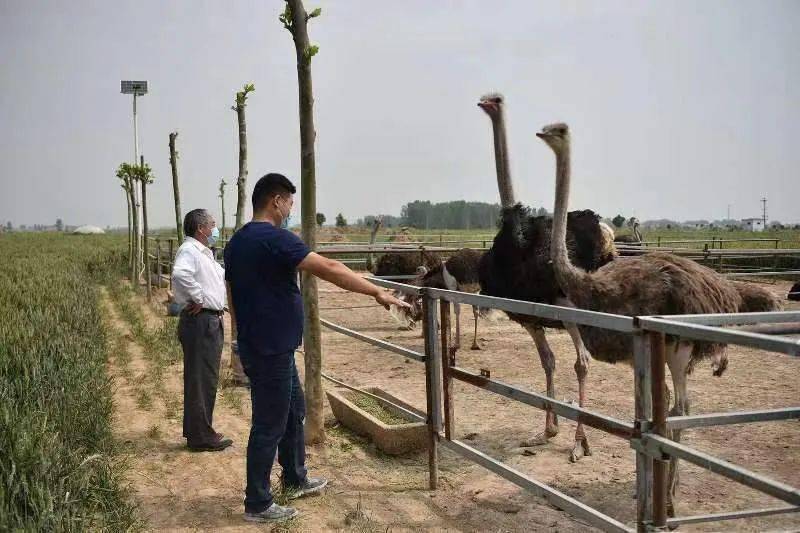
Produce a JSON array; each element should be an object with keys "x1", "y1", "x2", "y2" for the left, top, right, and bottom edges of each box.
[
  {"x1": 422, "y1": 289, "x2": 442, "y2": 490},
  {"x1": 650, "y1": 331, "x2": 668, "y2": 529},
  {"x1": 144, "y1": 236, "x2": 152, "y2": 302},
  {"x1": 168, "y1": 238, "x2": 175, "y2": 291},
  {"x1": 634, "y1": 332, "x2": 653, "y2": 531},
  {"x1": 439, "y1": 300, "x2": 454, "y2": 440},
  {"x1": 156, "y1": 238, "x2": 163, "y2": 289}
]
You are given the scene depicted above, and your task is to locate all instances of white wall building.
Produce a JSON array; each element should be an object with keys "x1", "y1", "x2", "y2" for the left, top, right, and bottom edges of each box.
[{"x1": 741, "y1": 218, "x2": 765, "y2": 232}]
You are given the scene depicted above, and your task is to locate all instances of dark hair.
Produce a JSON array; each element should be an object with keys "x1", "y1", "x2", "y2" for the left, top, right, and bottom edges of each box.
[
  {"x1": 184, "y1": 208, "x2": 211, "y2": 237},
  {"x1": 252, "y1": 173, "x2": 296, "y2": 211}
]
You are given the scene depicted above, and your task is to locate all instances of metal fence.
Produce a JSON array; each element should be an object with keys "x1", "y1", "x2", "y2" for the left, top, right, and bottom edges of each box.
[{"x1": 350, "y1": 277, "x2": 800, "y2": 532}]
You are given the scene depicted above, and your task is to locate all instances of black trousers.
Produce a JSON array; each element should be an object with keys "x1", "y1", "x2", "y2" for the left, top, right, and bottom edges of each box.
[{"x1": 178, "y1": 310, "x2": 224, "y2": 446}]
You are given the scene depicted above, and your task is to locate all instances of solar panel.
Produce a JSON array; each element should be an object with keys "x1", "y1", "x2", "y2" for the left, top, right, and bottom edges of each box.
[{"x1": 121, "y1": 80, "x2": 148, "y2": 95}]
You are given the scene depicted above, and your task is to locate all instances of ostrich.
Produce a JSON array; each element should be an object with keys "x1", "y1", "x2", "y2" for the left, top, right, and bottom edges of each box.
[
  {"x1": 614, "y1": 218, "x2": 642, "y2": 244},
  {"x1": 788, "y1": 281, "x2": 800, "y2": 302},
  {"x1": 538, "y1": 122, "x2": 780, "y2": 515},
  {"x1": 396, "y1": 248, "x2": 485, "y2": 350},
  {"x1": 476, "y1": 93, "x2": 617, "y2": 461},
  {"x1": 372, "y1": 249, "x2": 441, "y2": 277},
  {"x1": 614, "y1": 219, "x2": 643, "y2": 257}
]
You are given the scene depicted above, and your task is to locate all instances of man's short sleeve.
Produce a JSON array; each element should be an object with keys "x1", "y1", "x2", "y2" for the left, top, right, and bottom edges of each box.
[
  {"x1": 273, "y1": 230, "x2": 311, "y2": 269},
  {"x1": 223, "y1": 241, "x2": 233, "y2": 281}
]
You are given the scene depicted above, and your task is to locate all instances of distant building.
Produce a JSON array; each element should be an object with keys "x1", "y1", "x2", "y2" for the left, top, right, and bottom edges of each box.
[
  {"x1": 741, "y1": 218, "x2": 765, "y2": 232},
  {"x1": 72, "y1": 225, "x2": 106, "y2": 235}
]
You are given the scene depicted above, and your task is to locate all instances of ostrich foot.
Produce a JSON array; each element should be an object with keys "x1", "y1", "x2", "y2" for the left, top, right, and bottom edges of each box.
[
  {"x1": 520, "y1": 426, "x2": 558, "y2": 447},
  {"x1": 569, "y1": 437, "x2": 592, "y2": 463},
  {"x1": 470, "y1": 342, "x2": 481, "y2": 351}
]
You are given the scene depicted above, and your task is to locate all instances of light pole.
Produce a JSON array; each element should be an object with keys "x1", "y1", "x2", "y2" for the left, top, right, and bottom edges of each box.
[{"x1": 121, "y1": 81, "x2": 148, "y2": 285}]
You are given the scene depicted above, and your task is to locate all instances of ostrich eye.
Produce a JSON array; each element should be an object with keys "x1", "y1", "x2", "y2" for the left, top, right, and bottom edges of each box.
[{"x1": 492, "y1": 97, "x2": 502, "y2": 103}]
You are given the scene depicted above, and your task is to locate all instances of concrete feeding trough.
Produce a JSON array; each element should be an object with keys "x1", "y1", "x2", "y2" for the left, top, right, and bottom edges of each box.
[{"x1": 326, "y1": 387, "x2": 427, "y2": 455}]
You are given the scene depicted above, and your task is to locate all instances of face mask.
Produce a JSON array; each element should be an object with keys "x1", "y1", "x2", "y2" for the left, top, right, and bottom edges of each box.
[
  {"x1": 205, "y1": 226, "x2": 219, "y2": 246},
  {"x1": 277, "y1": 197, "x2": 292, "y2": 229}
]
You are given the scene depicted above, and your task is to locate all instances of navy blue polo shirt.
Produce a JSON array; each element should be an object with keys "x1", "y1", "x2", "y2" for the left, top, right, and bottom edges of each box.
[{"x1": 224, "y1": 221, "x2": 311, "y2": 355}]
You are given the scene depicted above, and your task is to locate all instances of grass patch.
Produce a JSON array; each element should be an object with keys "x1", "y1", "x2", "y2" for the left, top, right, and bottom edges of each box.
[{"x1": 350, "y1": 394, "x2": 410, "y2": 426}]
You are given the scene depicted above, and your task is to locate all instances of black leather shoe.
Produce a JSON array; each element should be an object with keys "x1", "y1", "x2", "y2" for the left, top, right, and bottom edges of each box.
[{"x1": 188, "y1": 436, "x2": 233, "y2": 452}]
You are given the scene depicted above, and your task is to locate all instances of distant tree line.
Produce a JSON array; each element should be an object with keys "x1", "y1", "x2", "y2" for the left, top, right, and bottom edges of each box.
[{"x1": 397, "y1": 200, "x2": 508, "y2": 230}]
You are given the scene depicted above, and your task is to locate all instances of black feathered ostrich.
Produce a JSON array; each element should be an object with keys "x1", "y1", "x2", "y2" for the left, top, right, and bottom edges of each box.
[
  {"x1": 539, "y1": 121, "x2": 781, "y2": 516},
  {"x1": 476, "y1": 93, "x2": 617, "y2": 461}
]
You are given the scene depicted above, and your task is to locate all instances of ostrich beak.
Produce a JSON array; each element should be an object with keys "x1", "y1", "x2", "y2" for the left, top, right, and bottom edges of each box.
[{"x1": 536, "y1": 132, "x2": 547, "y2": 139}]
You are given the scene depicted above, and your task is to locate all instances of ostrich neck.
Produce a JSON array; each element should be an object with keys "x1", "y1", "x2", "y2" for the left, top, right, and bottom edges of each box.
[
  {"x1": 550, "y1": 145, "x2": 587, "y2": 302},
  {"x1": 491, "y1": 113, "x2": 516, "y2": 208}
]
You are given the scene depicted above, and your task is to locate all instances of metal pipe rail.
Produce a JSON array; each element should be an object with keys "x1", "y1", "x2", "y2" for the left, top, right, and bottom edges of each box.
[
  {"x1": 449, "y1": 366, "x2": 635, "y2": 439},
  {"x1": 320, "y1": 319, "x2": 425, "y2": 362},
  {"x1": 636, "y1": 316, "x2": 800, "y2": 356},
  {"x1": 665, "y1": 407, "x2": 800, "y2": 430},
  {"x1": 635, "y1": 434, "x2": 800, "y2": 506},
  {"x1": 665, "y1": 505, "x2": 800, "y2": 527}
]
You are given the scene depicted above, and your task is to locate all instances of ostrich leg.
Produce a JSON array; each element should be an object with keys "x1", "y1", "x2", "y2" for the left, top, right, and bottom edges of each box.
[
  {"x1": 665, "y1": 342, "x2": 693, "y2": 519},
  {"x1": 453, "y1": 302, "x2": 462, "y2": 351},
  {"x1": 470, "y1": 305, "x2": 481, "y2": 350},
  {"x1": 564, "y1": 322, "x2": 593, "y2": 462},
  {"x1": 521, "y1": 324, "x2": 559, "y2": 446}
]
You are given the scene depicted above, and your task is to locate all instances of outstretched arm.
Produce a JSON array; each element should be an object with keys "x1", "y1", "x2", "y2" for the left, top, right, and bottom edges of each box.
[{"x1": 298, "y1": 252, "x2": 409, "y2": 309}]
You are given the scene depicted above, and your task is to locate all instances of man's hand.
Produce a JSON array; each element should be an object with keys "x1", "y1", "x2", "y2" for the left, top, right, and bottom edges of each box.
[
  {"x1": 186, "y1": 302, "x2": 203, "y2": 315},
  {"x1": 375, "y1": 290, "x2": 411, "y2": 311}
]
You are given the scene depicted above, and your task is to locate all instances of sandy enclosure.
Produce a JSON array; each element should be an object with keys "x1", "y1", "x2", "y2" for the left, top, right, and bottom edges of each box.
[
  {"x1": 105, "y1": 278, "x2": 799, "y2": 532},
  {"x1": 316, "y1": 278, "x2": 800, "y2": 532}
]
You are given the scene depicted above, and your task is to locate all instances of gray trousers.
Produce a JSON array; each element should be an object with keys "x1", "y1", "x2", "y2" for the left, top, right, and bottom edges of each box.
[{"x1": 178, "y1": 310, "x2": 224, "y2": 445}]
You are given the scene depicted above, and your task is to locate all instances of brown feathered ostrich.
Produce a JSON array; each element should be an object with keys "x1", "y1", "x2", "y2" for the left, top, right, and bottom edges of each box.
[
  {"x1": 538, "y1": 122, "x2": 781, "y2": 515},
  {"x1": 372, "y1": 249, "x2": 441, "y2": 277},
  {"x1": 614, "y1": 218, "x2": 643, "y2": 256},
  {"x1": 397, "y1": 248, "x2": 485, "y2": 350},
  {"x1": 476, "y1": 93, "x2": 617, "y2": 461}
]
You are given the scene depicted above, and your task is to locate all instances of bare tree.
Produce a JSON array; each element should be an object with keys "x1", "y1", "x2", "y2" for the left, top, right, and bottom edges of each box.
[
  {"x1": 116, "y1": 162, "x2": 141, "y2": 288},
  {"x1": 169, "y1": 132, "x2": 184, "y2": 241},
  {"x1": 281, "y1": 0, "x2": 324, "y2": 443},
  {"x1": 219, "y1": 178, "x2": 227, "y2": 242},
  {"x1": 117, "y1": 172, "x2": 133, "y2": 260},
  {"x1": 139, "y1": 156, "x2": 154, "y2": 301},
  {"x1": 233, "y1": 83, "x2": 255, "y2": 232}
]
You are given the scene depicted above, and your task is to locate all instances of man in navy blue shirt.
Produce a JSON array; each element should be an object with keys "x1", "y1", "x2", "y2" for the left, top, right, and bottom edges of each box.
[{"x1": 225, "y1": 173, "x2": 408, "y2": 523}]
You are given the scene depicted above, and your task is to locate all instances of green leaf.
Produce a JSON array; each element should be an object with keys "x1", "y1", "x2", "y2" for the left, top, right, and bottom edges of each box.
[
  {"x1": 309, "y1": 7, "x2": 322, "y2": 18},
  {"x1": 304, "y1": 44, "x2": 319, "y2": 62}
]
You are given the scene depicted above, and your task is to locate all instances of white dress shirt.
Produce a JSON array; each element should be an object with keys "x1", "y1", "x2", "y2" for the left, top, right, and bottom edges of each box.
[{"x1": 171, "y1": 237, "x2": 226, "y2": 311}]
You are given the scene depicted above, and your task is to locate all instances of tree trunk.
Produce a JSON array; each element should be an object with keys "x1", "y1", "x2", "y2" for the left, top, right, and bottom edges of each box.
[
  {"x1": 169, "y1": 132, "x2": 184, "y2": 241},
  {"x1": 130, "y1": 176, "x2": 140, "y2": 290},
  {"x1": 235, "y1": 103, "x2": 248, "y2": 232},
  {"x1": 287, "y1": 0, "x2": 324, "y2": 444},
  {"x1": 141, "y1": 156, "x2": 151, "y2": 302},
  {"x1": 220, "y1": 183, "x2": 226, "y2": 242},
  {"x1": 124, "y1": 180, "x2": 133, "y2": 269}
]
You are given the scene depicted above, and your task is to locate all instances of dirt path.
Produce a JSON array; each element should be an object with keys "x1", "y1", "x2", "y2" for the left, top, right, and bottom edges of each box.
[{"x1": 103, "y1": 285, "x2": 595, "y2": 532}]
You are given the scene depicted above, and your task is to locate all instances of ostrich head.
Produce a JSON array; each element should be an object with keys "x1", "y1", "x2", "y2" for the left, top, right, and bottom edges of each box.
[
  {"x1": 477, "y1": 93, "x2": 505, "y2": 119},
  {"x1": 536, "y1": 123, "x2": 570, "y2": 154}
]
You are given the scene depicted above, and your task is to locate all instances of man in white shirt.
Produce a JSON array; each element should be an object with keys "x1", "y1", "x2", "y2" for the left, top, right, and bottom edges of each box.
[{"x1": 172, "y1": 208, "x2": 231, "y2": 451}]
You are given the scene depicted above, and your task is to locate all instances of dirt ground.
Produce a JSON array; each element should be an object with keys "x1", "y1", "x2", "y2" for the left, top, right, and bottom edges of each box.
[{"x1": 103, "y1": 278, "x2": 800, "y2": 532}]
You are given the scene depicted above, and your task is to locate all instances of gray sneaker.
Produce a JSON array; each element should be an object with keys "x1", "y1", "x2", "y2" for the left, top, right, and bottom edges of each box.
[
  {"x1": 286, "y1": 476, "x2": 329, "y2": 500},
  {"x1": 243, "y1": 503, "x2": 299, "y2": 523}
]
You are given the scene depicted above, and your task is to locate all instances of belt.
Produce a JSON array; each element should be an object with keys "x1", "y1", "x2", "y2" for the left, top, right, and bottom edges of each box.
[{"x1": 182, "y1": 307, "x2": 223, "y2": 316}]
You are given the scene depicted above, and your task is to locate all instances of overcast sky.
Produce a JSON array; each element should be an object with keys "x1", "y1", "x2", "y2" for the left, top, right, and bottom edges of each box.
[{"x1": 1, "y1": 1, "x2": 798, "y2": 228}]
